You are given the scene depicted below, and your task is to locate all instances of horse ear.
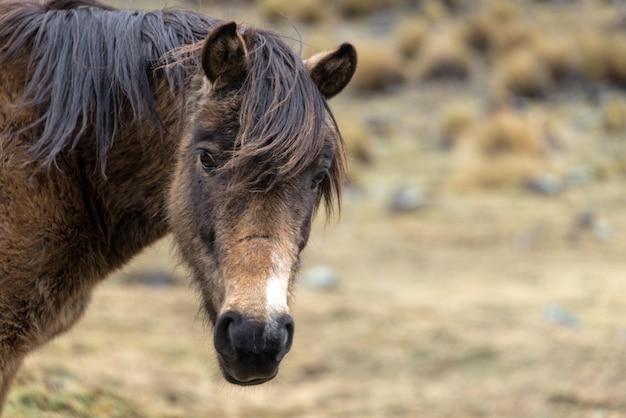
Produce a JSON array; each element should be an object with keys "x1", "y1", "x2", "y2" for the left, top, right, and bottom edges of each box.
[
  {"x1": 201, "y1": 21, "x2": 248, "y2": 89},
  {"x1": 305, "y1": 43, "x2": 357, "y2": 99}
]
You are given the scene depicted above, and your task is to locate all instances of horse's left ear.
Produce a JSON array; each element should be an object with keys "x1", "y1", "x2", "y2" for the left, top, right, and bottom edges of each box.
[
  {"x1": 201, "y1": 21, "x2": 248, "y2": 89},
  {"x1": 304, "y1": 43, "x2": 357, "y2": 99}
]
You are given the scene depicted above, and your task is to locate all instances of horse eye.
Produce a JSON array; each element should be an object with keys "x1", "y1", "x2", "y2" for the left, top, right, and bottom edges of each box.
[
  {"x1": 311, "y1": 168, "x2": 329, "y2": 189},
  {"x1": 199, "y1": 149, "x2": 217, "y2": 171}
]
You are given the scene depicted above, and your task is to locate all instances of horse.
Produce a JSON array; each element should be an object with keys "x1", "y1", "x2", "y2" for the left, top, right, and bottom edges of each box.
[{"x1": 0, "y1": 0, "x2": 356, "y2": 411}]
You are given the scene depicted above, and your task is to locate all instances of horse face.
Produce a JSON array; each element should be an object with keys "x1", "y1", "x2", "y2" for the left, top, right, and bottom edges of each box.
[{"x1": 168, "y1": 22, "x2": 356, "y2": 385}]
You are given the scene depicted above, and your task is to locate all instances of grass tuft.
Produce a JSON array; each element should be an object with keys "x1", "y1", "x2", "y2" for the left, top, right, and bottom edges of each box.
[
  {"x1": 349, "y1": 42, "x2": 405, "y2": 92},
  {"x1": 603, "y1": 95, "x2": 626, "y2": 133},
  {"x1": 337, "y1": 114, "x2": 375, "y2": 165},
  {"x1": 333, "y1": 0, "x2": 399, "y2": 19},
  {"x1": 447, "y1": 109, "x2": 557, "y2": 189},
  {"x1": 491, "y1": 48, "x2": 552, "y2": 101},
  {"x1": 258, "y1": 0, "x2": 326, "y2": 24},
  {"x1": 411, "y1": 28, "x2": 472, "y2": 81},
  {"x1": 394, "y1": 16, "x2": 429, "y2": 60},
  {"x1": 437, "y1": 101, "x2": 478, "y2": 150}
]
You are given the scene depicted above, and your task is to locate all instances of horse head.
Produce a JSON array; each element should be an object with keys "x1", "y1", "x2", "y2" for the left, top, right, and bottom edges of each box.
[{"x1": 168, "y1": 21, "x2": 356, "y2": 385}]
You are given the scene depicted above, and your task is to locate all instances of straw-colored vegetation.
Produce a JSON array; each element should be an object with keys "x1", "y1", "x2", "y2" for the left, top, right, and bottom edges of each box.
[
  {"x1": 603, "y1": 95, "x2": 626, "y2": 133},
  {"x1": 258, "y1": 0, "x2": 325, "y2": 23},
  {"x1": 258, "y1": 0, "x2": 401, "y2": 22},
  {"x1": 333, "y1": 0, "x2": 398, "y2": 19},
  {"x1": 576, "y1": 30, "x2": 612, "y2": 82},
  {"x1": 447, "y1": 108, "x2": 557, "y2": 189},
  {"x1": 348, "y1": 42, "x2": 405, "y2": 92},
  {"x1": 491, "y1": 48, "x2": 552, "y2": 100},
  {"x1": 394, "y1": 16, "x2": 428, "y2": 60},
  {"x1": 410, "y1": 27, "x2": 472, "y2": 81},
  {"x1": 335, "y1": 112, "x2": 375, "y2": 165},
  {"x1": 437, "y1": 101, "x2": 477, "y2": 150}
]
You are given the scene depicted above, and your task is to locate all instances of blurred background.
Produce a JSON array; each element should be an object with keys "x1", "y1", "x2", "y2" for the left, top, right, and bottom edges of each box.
[{"x1": 8, "y1": 0, "x2": 626, "y2": 417}]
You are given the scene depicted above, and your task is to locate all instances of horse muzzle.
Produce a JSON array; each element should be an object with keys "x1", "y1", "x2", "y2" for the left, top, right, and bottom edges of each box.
[{"x1": 213, "y1": 311, "x2": 294, "y2": 385}]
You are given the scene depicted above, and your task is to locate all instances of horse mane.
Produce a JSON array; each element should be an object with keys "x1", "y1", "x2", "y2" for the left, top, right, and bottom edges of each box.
[
  {"x1": 0, "y1": 0, "x2": 217, "y2": 168},
  {"x1": 0, "y1": 0, "x2": 345, "y2": 213}
]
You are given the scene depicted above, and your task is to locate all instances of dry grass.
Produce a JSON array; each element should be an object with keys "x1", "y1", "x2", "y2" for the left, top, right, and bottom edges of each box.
[
  {"x1": 437, "y1": 100, "x2": 477, "y2": 150},
  {"x1": 460, "y1": 2, "x2": 534, "y2": 56},
  {"x1": 573, "y1": 32, "x2": 626, "y2": 86},
  {"x1": 335, "y1": 113, "x2": 375, "y2": 165},
  {"x1": 348, "y1": 41, "x2": 405, "y2": 92},
  {"x1": 575, "y1": 30, "x2": 612, "y2": 82},
  {"x1": 605, "y1": 34, "x2": 626, "y2": 85},
  {"x1": 603, "y1": 95, "x2": 626, "y2": 133},
  {"x1": 257, "y1": 0, "x2": 325, "y2": 23},
  {"x1": 394, "y1": 15, "x2": 429, "y2": 60},
  {"x1": 421, "y1": 0, "x2": 450, "y2": 23},
  {"x1": 468, "y1": 109, "x2": 551, "y2": 158},
  {"x1": 532, "y1": 36, "x2": 582, "y2": 83},
  {"x1": 447, "y1": 109, "x2": 557, "y2": 189},
  {"x1": 491, "y1": 48, "x2": 552, "y2": 101},
  {"x1": 411, "y1": 27, "x2": 472, "y2": 81},
  {"x1": 333, "y1": 0, "x2": 399, "y2": 19}
]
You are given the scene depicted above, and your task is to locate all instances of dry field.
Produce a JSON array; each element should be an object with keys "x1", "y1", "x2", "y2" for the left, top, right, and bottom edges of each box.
[{"x1": 6, "y1": 0, "x2": 626, "y2": 417}]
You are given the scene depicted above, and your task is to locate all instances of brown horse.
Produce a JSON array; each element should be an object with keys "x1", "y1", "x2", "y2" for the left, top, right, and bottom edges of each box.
[{"x1": 0, "y1": 0, "x2": 356, "y2": 411}]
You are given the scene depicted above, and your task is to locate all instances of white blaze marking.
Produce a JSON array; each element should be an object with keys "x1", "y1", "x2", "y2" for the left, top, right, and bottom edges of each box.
[{"x1": 265, "y1": 252, "x2": 290, "y2": 318}]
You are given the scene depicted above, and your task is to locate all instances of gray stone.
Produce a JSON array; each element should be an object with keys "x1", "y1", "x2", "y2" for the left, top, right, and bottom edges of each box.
[
  {"x1": 302, "y1": 266, "x2": 339, "y2": 290},
  {"x1": 388, "y1": 186, "x2": 426, "y2": 213},
  {"x1": 593, "y1": 219, "x2": 612, "y2": 241},
  {"x1": 565, "y1": 166, "x2": 594, "y2": 188},
  {"x1": 543, "y1": 305, "x2": 581, "y2": 328},
  {"x1": 524, "y1": 173, "x2": 563, "y2": 195}
]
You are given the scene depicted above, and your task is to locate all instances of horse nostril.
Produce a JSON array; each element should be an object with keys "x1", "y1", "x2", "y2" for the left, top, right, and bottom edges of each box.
[
  {"x1": 214, "y1": 311, "x2": 240, "y2": 361},
  {"x1": 275, "y1": 314, "x2": 295, "y2": 361}
]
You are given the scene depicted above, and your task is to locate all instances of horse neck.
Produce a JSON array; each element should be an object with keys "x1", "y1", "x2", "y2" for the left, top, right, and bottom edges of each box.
[{"x1": 76, "y1": 78, "x2": 185, "y2": 269}]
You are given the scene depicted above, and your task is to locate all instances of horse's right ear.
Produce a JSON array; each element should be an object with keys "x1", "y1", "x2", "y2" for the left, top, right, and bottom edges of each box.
[{"x1": 201, "y1": 21, "x2": 248, "y2": 89}]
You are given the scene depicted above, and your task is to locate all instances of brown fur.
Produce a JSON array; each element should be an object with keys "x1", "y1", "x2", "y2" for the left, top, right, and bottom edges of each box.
[{"x1": 0, "y1": 0, "x2": 356, "y2": 411}]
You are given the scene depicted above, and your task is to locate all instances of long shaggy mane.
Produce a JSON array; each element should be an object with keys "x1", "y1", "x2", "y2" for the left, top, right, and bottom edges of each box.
[{"x1": 0, "y1": 0, "x2": 346, "y2": 213}]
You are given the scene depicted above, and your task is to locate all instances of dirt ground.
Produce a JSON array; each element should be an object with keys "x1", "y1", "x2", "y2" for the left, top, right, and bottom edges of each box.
[{"x1": 6, "y1": 1, "x2": 626, "y2": 417}]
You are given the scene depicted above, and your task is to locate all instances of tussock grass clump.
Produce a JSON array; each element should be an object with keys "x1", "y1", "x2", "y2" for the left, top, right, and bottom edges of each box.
[
  {"x1": 349, "y1": 42, "x2": 405, "y2": 92},
  {"x1": 575, "y1": 31, "x2": 611, "y2": 82},
  {"x1": 461, "y1": 2, "x2": 536, "y2": 58},
  {"x1": 258, "y1": 0, "x2": 325, "y2": 23},
  {"x1": 448, "y1": 109, "x2": 556, "y2": 189},
  {"x1": 603, "y1": 96, "x2": 626, "y2": 133},
  {"x1": 575, "y1": 32, "x2": 626, "y2": 85},
  {"x1": 471, "y1": 110, "x2": 548, "y2": 157},
  {"x1": 461, "y1": 15, "x2": 495, "y2": 53},
  {"x1": 394, "y1": 16, "x2": 429, "y2": 60},
  {"x1": 483, "y1": 0, "x2": 522, "y2": 22},
  {"x1": 334, "y1": 0, "x2": 398, "y2": 18},
  {"x1": 337, "y1": 115, "x2": 375, "y2": 165},
  {"x1": 491, "y1": 48, "x2": 552, "y2": 101},
  {"x1": 422, "y1": 0, "x2": 450, "y2": 23},
  {"x1": 532, "y1": 36, "x2": 582, "y2": 83},
  {"x1": 450, "y1": 151, "x2": 543, "y2": 190},
  {"x1": 438, "y1": 0, "x2": 467, "y2": 13},
  {"x1": 438, "y1": 101, "x2": 477, "y2": 150},
  {"x1": 605, "y1": 34, "x2": 626, "y2": 86},
  {"x1": 411, "y1": 29, "x2": 472, "y2": 81}
]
